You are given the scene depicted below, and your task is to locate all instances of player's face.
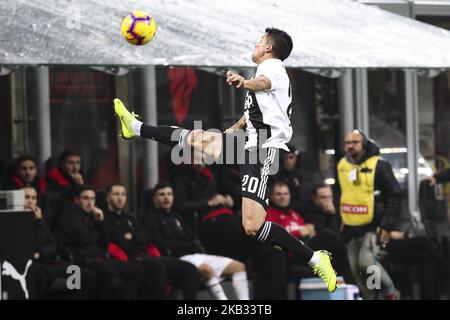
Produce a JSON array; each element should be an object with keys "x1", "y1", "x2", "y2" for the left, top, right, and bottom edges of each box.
[
  {"x1": 344, "y1": 132, "x2": 364, "y2": 159},
  {"x1": 270, "y1": 185, "x2": 291, "y2": 208},
  {"x1": 19, "y1": 160, "x2": 37, "y2": 183},
  {"x1": 76, "y1": 190, "x2": 96, "y2": 213},
  {"x1": 252, "y1": 34, "x2": 271, "y2": 63},
  {"x1": 153, "y1": 187, "x2": 174, "y2": 212},
  {"x1": 313, "y1": 186, "x2": 333, "y2": 210},
  {"x1": 24, "y1": 187, "x2": 38, "y2": 209},
  {"x1": 283, "y1": 153, "x2": 297, "y2": 171},
  {"x1": 107, "y1": 185, "x2": 127, "y2": 211},
  {"x1": 63, "y1": 155, "x2": 82, "y2": 175}
]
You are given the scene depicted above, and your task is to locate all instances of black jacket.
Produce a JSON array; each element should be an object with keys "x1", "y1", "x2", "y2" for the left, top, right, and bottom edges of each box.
[
  {"x1": 45, "y1": 166, "x2": 81, "y2": 199},
  {"x1": 435, "y1": 169, "x2": 450, "y2": 183},
  {"x1": 55, "y1": 204, "x2": 109, "y2": 264},
  {"x1": 215, "y1": 165, "x2": 242, "y2": 212},
  {"x1": 303, "y1": 201, "x2": 340, "y2": 234},
  {"x1": 106, "y1": 209, "x2": 151, "y2": 258},
  {"x1": 34, "y1": 218, "x2": 58, "y2": 261},
  {"x1": 171, "y1": 165, "x2": 222, "y2": 219},
  {"x1": 145, "y1": 208, "x2": 204, "y2": 258},
  {"x1": 275, "y1": 168, "x2": 305, "y2": 212},
  {"x1": 336, "y1": 141, "x2": 402, "y2": 241}
]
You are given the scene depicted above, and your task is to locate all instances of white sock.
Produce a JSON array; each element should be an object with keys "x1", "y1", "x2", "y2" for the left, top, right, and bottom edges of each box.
[
  {"x1": 206, "y1": 277, "x2": 228, "y2": 300},
  {"x1": 131, "y1": 119, "x2": 143, "y2": 136},
  {"x1": 231, "y1": 271, "x2": 250, "y2": 300},
  {"x1": 307, "y1": 251, "x2": 321, "y2": 268}
]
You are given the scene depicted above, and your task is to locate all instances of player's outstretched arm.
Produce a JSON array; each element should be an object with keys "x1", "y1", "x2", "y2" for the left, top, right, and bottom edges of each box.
[
  {"x1": 226, "y1": 71, "x2": 271, "y2": 92},
  {"x1": 224, "y1": 115, "x2": 246, "y2": 133}
]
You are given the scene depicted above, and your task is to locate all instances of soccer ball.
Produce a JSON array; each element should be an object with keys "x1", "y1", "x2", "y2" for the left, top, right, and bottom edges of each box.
[{"x1": 121, "y1": 10, "x2": 157, "y2": 45}]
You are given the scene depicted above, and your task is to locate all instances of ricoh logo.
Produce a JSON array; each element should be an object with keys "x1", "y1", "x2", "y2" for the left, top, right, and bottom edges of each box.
[{"x1": 342, "y1": 204, "x2": 368, "y2": 214}]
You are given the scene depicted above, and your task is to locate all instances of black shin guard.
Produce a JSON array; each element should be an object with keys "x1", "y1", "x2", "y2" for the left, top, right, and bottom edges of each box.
[
  {"x1": 256, "y1": 221, "x2": 314, "y2": 262},
  {"x1": 140, "y1": 124, "x2": 190, "y2": 148}
]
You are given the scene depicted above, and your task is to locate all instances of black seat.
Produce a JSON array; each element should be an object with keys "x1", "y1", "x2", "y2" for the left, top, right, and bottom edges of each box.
[
  {"x1": 41, "y1": 190, "x2": 68, "y2": 232},
  {"x1": 95, "y1": 189, "x2": 107, "y2": 212},
  {"x1": 138, "y1": 188, "x2": 154, "y2": 223},
  {"x1": 419, "y1": 180, "x2": 450, "y2": 240}
]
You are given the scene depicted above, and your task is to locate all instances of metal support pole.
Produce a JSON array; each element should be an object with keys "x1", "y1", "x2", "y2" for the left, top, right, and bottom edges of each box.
[
  {"x1": 338, "y1": 70, "x2": 355, "y2": 143},
  {"x1": 28, "y1": 67, "x2": 51, "y2": 174},
  {"x1": 136, "y1": 65, "x2": 159, "y2": 189},
  {"x1": 354, "y1": 69, "x2": 370, "y2": 134},
  {"x1": 405, "y1": 69, "x2": 422, "y2": 230}
]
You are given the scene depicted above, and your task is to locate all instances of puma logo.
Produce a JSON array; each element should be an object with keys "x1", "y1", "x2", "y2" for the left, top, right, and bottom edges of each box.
[{"x1": 1, "y1": 260, "x2": 32, "y2": 299}]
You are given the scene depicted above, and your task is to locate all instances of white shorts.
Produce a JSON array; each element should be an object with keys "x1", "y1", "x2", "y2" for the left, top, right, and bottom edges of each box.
[{"x1": 180, "y1": 253, "x2": 233, "y2": 278}]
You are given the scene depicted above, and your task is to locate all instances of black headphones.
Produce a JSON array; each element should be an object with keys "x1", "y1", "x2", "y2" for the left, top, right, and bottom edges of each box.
[{"x1": 353, "y1": 129, "x2": 369, "y2": 150}]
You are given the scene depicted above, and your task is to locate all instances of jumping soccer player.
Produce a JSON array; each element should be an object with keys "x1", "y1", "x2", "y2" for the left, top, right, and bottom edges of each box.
[{"x1": 113, "y1": 28, "x2": 337, "y2": 292}]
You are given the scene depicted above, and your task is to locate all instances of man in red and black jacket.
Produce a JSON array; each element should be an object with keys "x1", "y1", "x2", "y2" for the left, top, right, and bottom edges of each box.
[
  {"x1": 46, "y1": 150, "x2": 85, "y2": 199},
  {"x1": 267, "y1": 181, "x2": 354, "y2": 284},
  {"x1": 105, "y1": 182, "x2": 199, "y2": 300},
  {"x1": 4, "y1": 155, "x2": 46, "y2": 196}
]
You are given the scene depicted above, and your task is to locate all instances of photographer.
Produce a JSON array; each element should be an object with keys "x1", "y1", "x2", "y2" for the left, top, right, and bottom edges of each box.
[{"x1": 336, "y1": 130, "x2": 401, "y2": 300}]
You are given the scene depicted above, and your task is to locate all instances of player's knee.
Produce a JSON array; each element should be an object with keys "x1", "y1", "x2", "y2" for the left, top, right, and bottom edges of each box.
[
  {"x1": 223, "y1": 261, "x2": 246, "y2": 277},
  {"x1": 242, "y1": 221, "x2": 259, "y2": 237},
  {"x1": 188, "y1": 129, "x2": 204, "y2": 145},
  {"x1": 232, "y1": 261, "x2": 246, "y2": 273},
  {"x1": 242, "y1": 214, "x2": 264, "y2": 237},
  {"x1": 198, "y1": 264, "x2": 214, "y2": 280}
]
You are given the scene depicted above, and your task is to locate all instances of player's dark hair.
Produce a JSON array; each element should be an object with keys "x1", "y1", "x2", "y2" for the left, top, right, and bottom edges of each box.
[{"x1": 265, "y1": 27, "x2": 293, "y2": 61}]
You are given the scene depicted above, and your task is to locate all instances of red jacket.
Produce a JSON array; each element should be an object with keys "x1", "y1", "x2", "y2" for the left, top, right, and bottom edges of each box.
[{"x1": 266, "y1": 206, "x2": 306, "y2": 239}]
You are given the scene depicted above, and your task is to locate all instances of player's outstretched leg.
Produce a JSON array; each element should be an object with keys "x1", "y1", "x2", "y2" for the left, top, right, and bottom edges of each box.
[
  {"x1": 113, "y1": 98, "x2": 222, "y2": 159},
  {"x1": 242, "y1": 198, "x2": 337, "y2": 293}
]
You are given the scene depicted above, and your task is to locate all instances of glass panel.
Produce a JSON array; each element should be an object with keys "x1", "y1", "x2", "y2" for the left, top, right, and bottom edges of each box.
[
  {"x1": 417, "y1": 15, "x2": 450, "y2": 217},
  {"x1": 368, "y1": 70, "x2": 408, "y2": 194},
  {"x1": 49, "y1": 67, "x2": 118, "y2": 189}
]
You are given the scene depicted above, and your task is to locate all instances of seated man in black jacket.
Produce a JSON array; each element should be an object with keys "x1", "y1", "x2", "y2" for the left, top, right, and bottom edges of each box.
[
  {"x1": 54, "y1": 184, "x2": 143, "y2": 299},
  {"x1": 304, "y1": 183, "x2": 340, "y2": 234},
  {"x1": 23, "y1": 186, "x2": 96, "y2": 300},
  {"x1": 105, "y1": 182, "x2": 199, "y2": 300},
  {"x1": 146, "y1": 182, "x2": 250, "y2": 300},
  {"x1": 303, "y1": 183, "x2": 354, "y2": 284},
  {"x1": 384, "y1": 230, "x2": 450, "y2": 300}
]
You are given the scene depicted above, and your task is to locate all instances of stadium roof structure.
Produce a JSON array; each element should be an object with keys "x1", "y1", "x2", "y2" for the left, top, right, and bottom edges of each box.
[{"x1": 2, "y1": 0, "x2": 450, "y2": 68}]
